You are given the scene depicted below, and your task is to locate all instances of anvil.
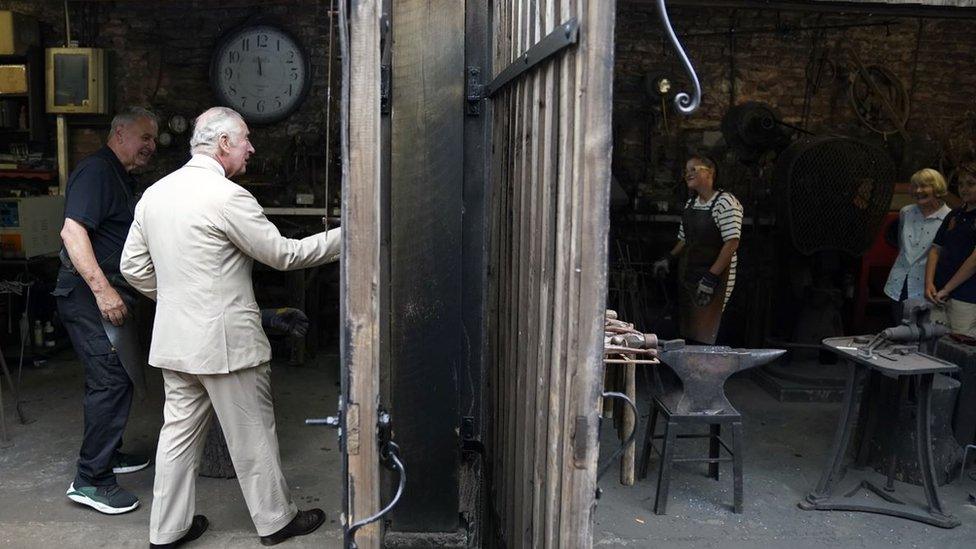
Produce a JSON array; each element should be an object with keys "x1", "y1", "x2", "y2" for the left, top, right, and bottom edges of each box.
[{"x1": 657, "y1": 341, "x2": 786, "y2": 416}]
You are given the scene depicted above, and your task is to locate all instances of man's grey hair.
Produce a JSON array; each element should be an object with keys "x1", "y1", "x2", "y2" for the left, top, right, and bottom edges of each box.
[
  {"x1": 190, "y1": 107, "x2": 246, "y2": 156},
  {"x1": 110, "y1": 106, "x2": 158, "y2": 135}
]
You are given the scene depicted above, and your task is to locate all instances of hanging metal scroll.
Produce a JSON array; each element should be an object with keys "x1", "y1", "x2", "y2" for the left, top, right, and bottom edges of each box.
[{"x1": 655, "y1": 0, "x2": 701, "y2": 114}]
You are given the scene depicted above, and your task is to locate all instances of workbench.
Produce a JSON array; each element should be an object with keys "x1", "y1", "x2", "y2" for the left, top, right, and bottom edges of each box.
[{"x1": 799, "y1": 335, "x2": 961, "y2": 528}]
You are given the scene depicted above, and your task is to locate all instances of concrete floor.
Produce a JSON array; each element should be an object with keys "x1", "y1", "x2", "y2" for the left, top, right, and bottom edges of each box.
[
  {"x1": 5, "y1": 353, "x2": 976, "y2": 548},
  {"x1": 0, "y1": 351, "x2": 344, "y2": 548},
  {"x1": 594, "y1": 375, "x2": 976, "y2": 548}
]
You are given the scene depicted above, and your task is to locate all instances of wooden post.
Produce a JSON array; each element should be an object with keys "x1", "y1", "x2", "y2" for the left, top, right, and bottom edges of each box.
[{"x1": 343, "y1": 1, "x2": 382, "y2": 547}]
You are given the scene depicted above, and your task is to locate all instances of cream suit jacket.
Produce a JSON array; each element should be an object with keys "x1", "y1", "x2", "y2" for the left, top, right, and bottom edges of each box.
[{"x1": 121, "y1": 154, "x2": 340, "y2": 374}]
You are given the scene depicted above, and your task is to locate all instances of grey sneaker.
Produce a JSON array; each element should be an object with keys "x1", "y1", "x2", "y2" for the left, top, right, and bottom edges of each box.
[
  {"x1": 111, "y1": 451, "x2": 151, "y2": 474},
  {"x1": 66, "y1": 482, "x2": 139, "y2": 514}
]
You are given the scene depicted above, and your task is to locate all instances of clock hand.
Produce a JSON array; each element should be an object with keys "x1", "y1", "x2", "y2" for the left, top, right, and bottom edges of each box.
[{"x1": 258, "y1": 57, "x2": 263, "y2": 76}]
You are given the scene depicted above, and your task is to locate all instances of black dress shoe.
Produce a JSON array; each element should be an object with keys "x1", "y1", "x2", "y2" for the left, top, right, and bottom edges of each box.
[
  {"x1": 260, "y1": 509, "x2": 326, "y2": 546},
  {"x1": 150, "y1": 515, "x2": 209, "y2": 548}
]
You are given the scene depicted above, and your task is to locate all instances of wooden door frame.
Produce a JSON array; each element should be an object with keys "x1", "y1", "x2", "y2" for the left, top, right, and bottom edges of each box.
[{"x1": 341, "y1": 1, "x2": 383, "y2": 548}]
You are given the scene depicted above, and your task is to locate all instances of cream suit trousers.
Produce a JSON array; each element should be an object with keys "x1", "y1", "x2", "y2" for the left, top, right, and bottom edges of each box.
[{"x1": 149, "y1": 364, "x2": 297, "y2": 544}]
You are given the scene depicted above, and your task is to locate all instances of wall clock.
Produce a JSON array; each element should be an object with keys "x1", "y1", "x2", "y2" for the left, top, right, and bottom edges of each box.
[{"x1": 209, "y1": 24, "x2": 311, "y2": 124}]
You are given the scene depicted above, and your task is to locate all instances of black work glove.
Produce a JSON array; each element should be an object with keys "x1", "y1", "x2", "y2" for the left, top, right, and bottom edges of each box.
[
  {"x1": 694, "y1": 272, "x2": 720, "y2": 307},
  {"x1": 260, "y1": 307, "x2": 310, "y2": 337}
]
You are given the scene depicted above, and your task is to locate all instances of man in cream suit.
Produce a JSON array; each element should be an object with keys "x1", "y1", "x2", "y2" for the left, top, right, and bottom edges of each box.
[{"x1": 121, "y1": 107, "x2": 338, "y2": 547}]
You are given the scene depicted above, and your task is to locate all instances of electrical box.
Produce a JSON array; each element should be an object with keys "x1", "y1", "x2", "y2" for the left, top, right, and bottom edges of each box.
[
  {"x1": 45, "y1": 47, "x2": 109, "y2": 114},
  {"x1": 0, "y1": 64, "x2": 28, "y2": 94},
  {"x1": 0, "y1": 11, "x2": 40, "y2": 56},
  {"x1": 0, "y1": 196, "x2": 65, "y2": 259}
]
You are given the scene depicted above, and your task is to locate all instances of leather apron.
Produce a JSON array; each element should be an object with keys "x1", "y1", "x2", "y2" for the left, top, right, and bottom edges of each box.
[
  {"x1": 678, "y1": 192, "x2": 730, "y2": 344},
  {"x1": 100, "y1": 277, "x2": 147, "y2": 399}
]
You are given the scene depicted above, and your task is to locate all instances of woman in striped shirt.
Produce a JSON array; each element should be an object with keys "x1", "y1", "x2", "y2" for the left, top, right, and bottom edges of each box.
[{"x1": 655, "y1": 154, "x2": 743, "y2": 344}]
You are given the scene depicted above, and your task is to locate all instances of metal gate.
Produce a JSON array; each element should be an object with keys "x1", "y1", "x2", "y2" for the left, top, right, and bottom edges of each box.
[{"x1": 485, "y1": 1, "x2": 616, "y2": 546}]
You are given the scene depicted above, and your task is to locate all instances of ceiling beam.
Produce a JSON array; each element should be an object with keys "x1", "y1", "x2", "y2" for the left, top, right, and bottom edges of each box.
[{"x1": 620, "y1": 0, "x2": 976, "y2": 19}]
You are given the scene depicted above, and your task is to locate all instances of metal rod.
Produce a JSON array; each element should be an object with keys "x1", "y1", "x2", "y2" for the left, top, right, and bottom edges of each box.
[
  {"x1": 323, "y1": 0, "x2": 336, "y2": 216},
  {"x1": 63, "y1": 0, "x2": 72, "y2": 46},
  {"x1": 655, "y1": 0, "x2": 701, "y2": 114}
]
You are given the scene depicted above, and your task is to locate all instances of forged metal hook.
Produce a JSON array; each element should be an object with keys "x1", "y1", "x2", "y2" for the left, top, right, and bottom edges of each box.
[
  {"x1": 597, "y1": 391, "x2": 639, "y2": 481},
  {"x1": 655, "y1": 0, "x2": 702, "y2": 114}
]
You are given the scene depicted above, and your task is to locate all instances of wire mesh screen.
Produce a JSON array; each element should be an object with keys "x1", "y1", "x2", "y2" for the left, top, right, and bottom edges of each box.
[{"x1": 776, "y1": 137, "x2": 895, "y2": 256}]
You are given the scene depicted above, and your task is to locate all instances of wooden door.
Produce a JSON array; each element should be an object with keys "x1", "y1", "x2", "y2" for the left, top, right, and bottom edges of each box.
[{"x1": 485, "y1": 1, "x2": 616, "y2": 547}]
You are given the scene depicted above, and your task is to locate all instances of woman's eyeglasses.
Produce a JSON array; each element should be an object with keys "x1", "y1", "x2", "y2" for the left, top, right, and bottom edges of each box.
[{"x1": 684, "y1": 166, "x2": 713, "y2": 177}]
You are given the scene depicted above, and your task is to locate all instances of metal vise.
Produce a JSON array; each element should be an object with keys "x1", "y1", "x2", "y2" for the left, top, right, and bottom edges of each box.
[{"x1": 657, "y1": 340, "x2": 786, "y2": 416}]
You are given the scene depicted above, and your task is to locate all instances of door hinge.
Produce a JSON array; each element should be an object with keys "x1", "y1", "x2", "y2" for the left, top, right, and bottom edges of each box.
[
  {"x1": 466, "y1": 66, "x2": 483, "y2": 116},
  {"x1": 380, "y1": 12, "x2": 391, "y2": 115}
]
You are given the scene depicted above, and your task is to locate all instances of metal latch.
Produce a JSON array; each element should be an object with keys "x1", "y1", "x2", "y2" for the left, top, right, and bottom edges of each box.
[
  {"x1": 593, "y1": 391, "x2": 638, "y2": 500},
  {"x1": 466, "y1": 66, "x2": 483, "y2": 116},
  {"x1": 348, "y1": 409, "x2": 405, "y2": 549}
]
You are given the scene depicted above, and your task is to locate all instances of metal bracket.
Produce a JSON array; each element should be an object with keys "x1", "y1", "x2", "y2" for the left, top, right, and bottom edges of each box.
[
  {"x1": 485, "y1": 17, "x2": 579, "y2": 98},
  {"x1": 466, "y1": 66, "x2": 483, "y2": 116},
  {"x1": 380, "y1": 64, "x2": 391, "y2": 115},
  {"x1": 572, "y1": 415, "x2": 591, "y2": 469},
  {"x1": 380, "y1": 12, "x2": 391, "y2": 115}
]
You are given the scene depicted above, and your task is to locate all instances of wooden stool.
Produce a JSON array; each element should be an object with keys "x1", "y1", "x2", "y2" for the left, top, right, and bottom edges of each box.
[{"x1": 638, "y1": 393, "x2": 743, "y2": 515}]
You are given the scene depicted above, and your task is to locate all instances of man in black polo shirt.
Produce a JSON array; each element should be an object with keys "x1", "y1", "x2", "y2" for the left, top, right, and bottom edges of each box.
[{"x1": 56, "y1": 107, "x2": 158, "y2": 514}]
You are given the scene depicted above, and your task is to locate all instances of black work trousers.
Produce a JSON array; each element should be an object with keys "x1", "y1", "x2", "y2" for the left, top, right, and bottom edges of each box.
[{"x1": 54, "y1": 270, "x2": 133, "y2": 488}]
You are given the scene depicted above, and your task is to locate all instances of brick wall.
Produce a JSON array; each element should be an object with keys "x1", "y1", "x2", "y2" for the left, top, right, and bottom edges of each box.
[
  {"x1": 614, "y1": 0, "x2": 976, "y2": 205},
  {"x1": 0, "y1": 0, "x2": 339, "y2": 207}
]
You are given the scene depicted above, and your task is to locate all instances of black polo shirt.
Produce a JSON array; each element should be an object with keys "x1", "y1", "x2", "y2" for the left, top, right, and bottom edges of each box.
[
  {"x1": 933, "y1": 206, "x2": 976, "y2": 303},
  {"x1": 63, "y1": 146, "x2": 137, "y2": 276}
]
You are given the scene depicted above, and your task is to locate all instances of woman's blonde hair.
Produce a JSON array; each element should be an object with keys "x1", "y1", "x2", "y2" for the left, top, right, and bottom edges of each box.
[{"x1": 910, "y1": 168, "x2": 947, "y2": 198}]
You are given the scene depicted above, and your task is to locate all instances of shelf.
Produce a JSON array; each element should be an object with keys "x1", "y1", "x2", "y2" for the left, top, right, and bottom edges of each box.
[
  {"x1": 0, "y1": 169, "x2": 57, "y2": 181},
  {"x1": 0, "y1": 93, "x2": 28, "y2": 98}
]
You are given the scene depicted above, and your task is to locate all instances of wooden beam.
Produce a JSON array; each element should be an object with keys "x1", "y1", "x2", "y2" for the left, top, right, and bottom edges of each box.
[{"x1": 343, "y1": 0, "x2": 382, "y2": 547}]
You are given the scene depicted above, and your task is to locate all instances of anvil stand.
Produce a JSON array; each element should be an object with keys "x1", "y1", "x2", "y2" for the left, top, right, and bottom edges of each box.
[{"x1": 798, "y1": 336, "x2": 961, "y2": 528}]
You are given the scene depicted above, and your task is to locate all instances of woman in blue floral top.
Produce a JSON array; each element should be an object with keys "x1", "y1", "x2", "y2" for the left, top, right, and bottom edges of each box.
[{"x1": 884, "y1": 168, "x2": 950, "y2": 319}]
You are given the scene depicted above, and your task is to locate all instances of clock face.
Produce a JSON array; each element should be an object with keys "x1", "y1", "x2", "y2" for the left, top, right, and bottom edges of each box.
[{"x1": 210, "y1": 25, "x2": 310, "y2": 124}]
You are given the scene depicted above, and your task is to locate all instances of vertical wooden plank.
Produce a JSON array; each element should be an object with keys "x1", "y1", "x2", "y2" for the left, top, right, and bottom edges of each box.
[
  {"x1": 545, "y1": 0, "x2": 575, "y2": 543},
  {"x1": 563, "y1": 0, "x2": 616, "y2": 545},
  {"x1": 494, "y1": 2, "x2": 514, "y2": 540},
  {"x1": 514, "y1": 0, "x2": 542, "y2": 543},
  {"x1": 343, "y1": 1, "x2": 382, "y2": 547},
  {"x1": 505, "y1": 0, "x2": 526, "y2": 538},
  {"x1": 558, "y1": 0, "x2": 587, "y2": 543},
  {"x1": 532, "y1": 3, "x2": 558, "y2": 545},
  {"x1": 486, "y1": 2, "x2": 506, "y2": 541},
  {"x1": 388, "y1": 0, "x2": 465, "y2": 532}
]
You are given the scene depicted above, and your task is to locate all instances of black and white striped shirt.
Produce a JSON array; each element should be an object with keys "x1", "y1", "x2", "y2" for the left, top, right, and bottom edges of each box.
[{"x1": 677, "y1": 192, "x2": 743, "y2": 305}]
